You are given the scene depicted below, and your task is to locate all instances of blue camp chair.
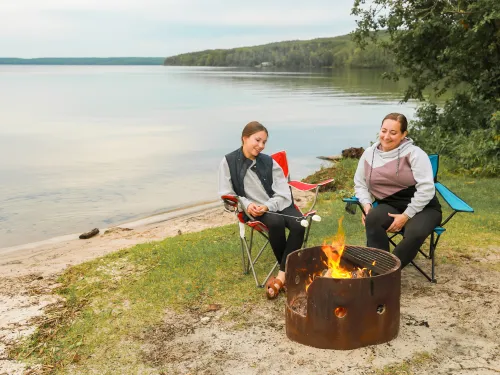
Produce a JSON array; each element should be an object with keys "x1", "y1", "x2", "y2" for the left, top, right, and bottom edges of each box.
[{"x1": 343, "y1": 154, "x2": 474, "y2": 283}]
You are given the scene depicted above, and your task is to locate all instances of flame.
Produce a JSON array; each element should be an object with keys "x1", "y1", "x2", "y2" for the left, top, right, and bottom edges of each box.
[
  {"x1": 304, "y1": 216, "x2": 373, "y2": 292},
  {"x1": 305, "y1": 275, "x2": 314, "y2": 292},
  {"x1": 321, "y1": 217, "x2": 352, "y2": 278}
]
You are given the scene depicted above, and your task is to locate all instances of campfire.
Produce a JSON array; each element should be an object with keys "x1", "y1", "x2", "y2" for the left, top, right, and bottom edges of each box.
[
  {"x1": 305, "y1": 217, "x2": 371, "y2": 293},
  {"x1": 285, "y1": 217, "x2": 401, "y2": 350}
]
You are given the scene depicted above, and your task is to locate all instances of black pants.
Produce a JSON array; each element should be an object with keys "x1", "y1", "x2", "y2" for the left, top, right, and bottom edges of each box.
[
  {"x1": 259, "y1": 205, "x2": 306, "y2": 272},
  {"x1": 365, "y1": 204, "x2": 442, "y2": 268}
]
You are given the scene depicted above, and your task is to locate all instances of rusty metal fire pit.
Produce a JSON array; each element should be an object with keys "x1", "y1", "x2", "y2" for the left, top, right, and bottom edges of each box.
[{"x1": 285, "y1": 245, "x2": 401, "y2": 350}]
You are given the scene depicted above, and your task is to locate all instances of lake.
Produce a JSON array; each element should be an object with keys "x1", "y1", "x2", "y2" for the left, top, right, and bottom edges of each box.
[{"x1": 0, "y1": 65, "x2": 417, "y2": 248}]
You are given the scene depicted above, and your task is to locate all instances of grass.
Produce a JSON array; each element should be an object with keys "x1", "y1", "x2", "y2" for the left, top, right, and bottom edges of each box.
[
  {"x1": 9, "y1": 159, "x2": 500, "y2": 374},
  {"x1": 375, "y1": 352, "x2": 435, "y2": 375}
]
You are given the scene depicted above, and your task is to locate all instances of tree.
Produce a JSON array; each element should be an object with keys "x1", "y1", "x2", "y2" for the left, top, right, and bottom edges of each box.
[{"x1": 352, "y1": 0, "x2": 500, "y2": 175}]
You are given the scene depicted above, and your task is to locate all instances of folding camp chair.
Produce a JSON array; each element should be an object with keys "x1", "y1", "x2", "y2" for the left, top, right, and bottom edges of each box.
[
  {"x1": 343, "y1": 154, "x2": 474, "y2": 283},
  {"x1": 222, "y1": 150, "x2": 334, "y2": 287}
]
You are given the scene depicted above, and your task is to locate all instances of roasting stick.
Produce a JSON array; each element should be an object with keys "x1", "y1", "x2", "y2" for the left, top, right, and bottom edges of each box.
[{"x1": 261, "y1": 211, "x2": 322, "y2": 227}]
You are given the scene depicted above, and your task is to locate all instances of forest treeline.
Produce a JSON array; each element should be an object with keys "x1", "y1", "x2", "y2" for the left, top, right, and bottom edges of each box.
[{"x1": 163, "y1": 34, "x2": 393, "y2": 69}]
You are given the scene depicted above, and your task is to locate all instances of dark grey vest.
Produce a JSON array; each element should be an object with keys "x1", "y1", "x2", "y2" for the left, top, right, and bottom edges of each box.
[{"x1": 225, "y1": 148, "x2": 274, "y2": 198}]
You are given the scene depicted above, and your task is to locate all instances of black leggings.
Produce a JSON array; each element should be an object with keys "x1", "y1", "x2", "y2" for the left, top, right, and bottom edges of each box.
[
  {"x1": 365, "y1": 204, "x2": 442, "y2": 268},
  {"x1": 258, "y1": 205, "x2": 306, "y2": 272}
]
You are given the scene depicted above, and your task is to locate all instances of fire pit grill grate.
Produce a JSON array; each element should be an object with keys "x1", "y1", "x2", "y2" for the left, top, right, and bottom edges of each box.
[{"x1": 342, "y1": 245, "x2": 400, "y2": 275}]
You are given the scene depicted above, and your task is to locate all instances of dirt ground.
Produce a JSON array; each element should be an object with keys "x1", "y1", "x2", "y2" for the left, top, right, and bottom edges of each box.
[
  {"x1": 136, "y1": 259, "x2": 500, "y2": 375},
  {"x1": 1, "y1": 194, "x2": 499, "y2": 375}
]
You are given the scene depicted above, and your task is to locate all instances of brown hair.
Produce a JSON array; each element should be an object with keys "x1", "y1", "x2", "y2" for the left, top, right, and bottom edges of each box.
[
  {"x1": 381, "y1": 113, "x2": 408, "y2": 133},
  {"x1": 241, "y1": 121, "x2": 268, "y2": 144}
]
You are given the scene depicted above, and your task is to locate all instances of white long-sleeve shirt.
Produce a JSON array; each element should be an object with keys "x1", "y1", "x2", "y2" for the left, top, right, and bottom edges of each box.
[{"x1": 218, "y1": 157, "x2": 292, "y2": 212}]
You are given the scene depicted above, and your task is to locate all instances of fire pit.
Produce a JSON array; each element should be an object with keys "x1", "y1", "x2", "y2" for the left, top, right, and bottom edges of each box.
[{"x1": 285, "y1": 245, "x2": 401, "y2": 350}]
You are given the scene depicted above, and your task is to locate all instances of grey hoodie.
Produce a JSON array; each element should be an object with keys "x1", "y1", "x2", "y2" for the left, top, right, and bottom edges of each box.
[{"x1": 354, "y1": 138, "x2": 440, "y2": 218}]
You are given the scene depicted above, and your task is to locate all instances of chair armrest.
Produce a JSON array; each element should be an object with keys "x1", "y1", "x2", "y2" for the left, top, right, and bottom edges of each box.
[
  {"x1": 221, "y1": 194, "x2": 239, "y2": 207},
  {"x1": 221, "y1": 195, "x2": 256, "y2": 221},
  {"x1": 342, "y1": 197, "x2": 359, "y2": 203},
  {"x1": 290, "y1": 179, "x2": 334, "y2": 213},
  {"x1": 288, "y1": 178, "x2": 334, "y2": 191},
  {"x1": 342, "y1": 196, "x2": 369, "y2": 216},
  {"x1": 435, "y1": 182, "x2": 474, "y2": 213}
]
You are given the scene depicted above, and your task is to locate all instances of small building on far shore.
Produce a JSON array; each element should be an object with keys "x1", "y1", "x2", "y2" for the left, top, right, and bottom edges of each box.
[{"x1": 255, "y1": 62, "x2": 273, "y2": 68}]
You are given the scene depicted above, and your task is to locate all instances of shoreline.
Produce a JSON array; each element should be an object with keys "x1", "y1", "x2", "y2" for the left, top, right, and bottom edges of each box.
[
  {"x1": 0, "y1": 200, "x2": 221, "y2": 256},
  {"x1": 0, "y1": 200, "x2": 237, "y2": 279},
  {"x1": 0, "y1": 189, "x2": 316, "y2": 278}
]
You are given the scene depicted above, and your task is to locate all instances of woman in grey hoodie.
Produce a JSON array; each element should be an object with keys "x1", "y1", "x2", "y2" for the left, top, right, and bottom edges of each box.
[{"x1": 354, "y1": 113, "x2": 442, "y2": 268}]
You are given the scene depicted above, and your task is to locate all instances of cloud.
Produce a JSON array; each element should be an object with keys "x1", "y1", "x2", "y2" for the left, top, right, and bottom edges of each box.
[{"x1": 0, "y1": 0, "x2": 357, "y2": 57}]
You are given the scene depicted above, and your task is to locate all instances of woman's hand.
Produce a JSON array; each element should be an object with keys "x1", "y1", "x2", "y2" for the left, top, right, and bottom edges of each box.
[
  {"x1": 247, "y1": 203, "x2": 268, "y2": 217},
  {"x1": 247, "y1": 203, "x2": 259, "y2": 217},
  {"x1": 386, "y1": 213, "x2": 409, "y2": 233},
  {"x1": 361, "y1": 204, "x2": 372, "y2": 226},
  {"x1": 255, "y1": 205, "x2": 269, "y2": 216}
]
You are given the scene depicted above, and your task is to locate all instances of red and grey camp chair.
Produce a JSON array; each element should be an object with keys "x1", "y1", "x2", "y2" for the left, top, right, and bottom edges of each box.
[
  {"x1": 343, "y1": 154, "x2": 474, "y2": 283},
  {"x1": 222, "y1": 150, "x2": 334, "y2": 287}
]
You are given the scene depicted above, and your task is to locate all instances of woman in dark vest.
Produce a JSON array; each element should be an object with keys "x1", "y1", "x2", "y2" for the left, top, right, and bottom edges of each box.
[{"x1": 218, "y1": 121, "x2": 305, "y2": 299}]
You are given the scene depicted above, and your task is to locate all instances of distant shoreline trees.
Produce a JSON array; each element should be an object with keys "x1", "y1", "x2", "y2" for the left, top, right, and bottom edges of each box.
[
  {"x1": 163, "y1": 34, "x2": 394, "y2": 69},
  {"x1": 0, "y1": 57, "x2": 165, "y2": 65}
]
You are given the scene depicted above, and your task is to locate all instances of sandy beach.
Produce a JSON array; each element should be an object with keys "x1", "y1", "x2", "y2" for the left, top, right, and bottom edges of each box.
[
  {"x1": 1, "y1": 190, "x2": 499, "y2": 375},
  {"x1": 0, "y1": 201, "x2": 237, "y2": 375}
]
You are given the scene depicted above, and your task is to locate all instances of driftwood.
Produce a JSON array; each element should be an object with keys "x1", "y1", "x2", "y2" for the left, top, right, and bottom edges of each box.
[
  {"x1": 317, "y1": 147, "x2": 365, "y2": 162},
  {"x1": 79, "y1": 228, "x2": 99, "y2": 239},
  {"x1": 103, "y1": 227, "x2": 133, "y2": 235},
  {"x1": 342, "y1": 147, "x2": 364, "y2": 159},
  {"x1": 317, "y1": 155, "x2": 342, "y2": 161}
]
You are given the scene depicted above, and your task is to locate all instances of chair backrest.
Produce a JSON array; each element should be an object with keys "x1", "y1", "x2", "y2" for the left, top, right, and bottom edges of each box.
[
  {"x1": 271, "y1": 150, "x2": 289, "y2": 179},
  {"x1": 429, "y1": 154, "x2": 439, "y2": 181}
]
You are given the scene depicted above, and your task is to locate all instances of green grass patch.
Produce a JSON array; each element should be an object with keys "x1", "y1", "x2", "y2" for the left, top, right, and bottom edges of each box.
[
  {"x1": 375, "y1": 352, "x2": 435, "y2": 375},
  {"x1": 9, "y1": 159, "x2": 499, "y2": 374}
]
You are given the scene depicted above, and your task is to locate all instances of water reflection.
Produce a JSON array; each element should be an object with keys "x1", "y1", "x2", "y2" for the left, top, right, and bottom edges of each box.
[{"x1": 0, "y1": 66, "x2": 416, "y2": 248}]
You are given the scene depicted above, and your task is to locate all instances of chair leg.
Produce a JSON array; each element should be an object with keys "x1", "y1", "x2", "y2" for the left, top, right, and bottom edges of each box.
[
  {"x1": 430, "y1": 233, "x2": 441, "y2": 284},
  {"x1": 390, "y1": 232, "x2": 437, "y2": 283},
  {"x1": 240, "y1": 228, "x2": 275, "y2": 287},
  {"x1": 241, "y1": 235, "x2": 261, "y2": 287},
  {"x1": 388, "y1": 234, "x2": 398, "y2": 248},
  {"x1": 237, "y1": 222, "x2": 284, "y2": 288},
  {"x1": 411, "y1": 232, "x2": 439, "y2": 283},
  {"x1": 261, "y1": 262, "x2": 279, "y2": 288},
  {"x1": 410, "y1": 260, "x2": 434, "y2": 282},
  {"x1": 418, "y1": 248, "x2": 430, "y2": 259},
  {"x1": 240, "y1": 237, "x2": 249, "y2": 274},
  {"x1": 252, "y1": 240, "x2": 270, "y2": 266}
]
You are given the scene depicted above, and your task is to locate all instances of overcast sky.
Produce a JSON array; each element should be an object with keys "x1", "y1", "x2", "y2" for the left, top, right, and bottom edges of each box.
[{"x1": 0, "y1": 0, "x2": 358, "y2": 58}]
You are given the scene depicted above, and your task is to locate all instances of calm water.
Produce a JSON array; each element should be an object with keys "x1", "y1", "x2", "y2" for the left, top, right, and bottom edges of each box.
[{"x1": 0, "y1": 66, "x2": 417, "y2": 248}]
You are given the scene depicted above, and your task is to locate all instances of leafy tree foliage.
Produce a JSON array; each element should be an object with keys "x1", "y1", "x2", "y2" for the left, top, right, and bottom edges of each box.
[
  {"x1": 352, "y1": 0, "x2": 500, "y2": 175},
  {"x1": 164, "y1": 35, "x2": 394, "y2": 69},
  {"x1": 352, "y1": 0, "x2": 499, "y2": 101}
]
